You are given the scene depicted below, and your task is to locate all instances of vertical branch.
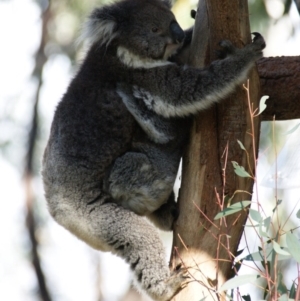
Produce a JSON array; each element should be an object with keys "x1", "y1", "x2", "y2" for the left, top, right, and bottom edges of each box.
[
  {"x1": 95, "y1": 256, "x2": 104, "y2": 301},
  {"x1": 24, "y1": 2, "x2": 52, "y2": 301},
  {"x1": 171, "y1": 0, "x2": 261, "y2": 300}
]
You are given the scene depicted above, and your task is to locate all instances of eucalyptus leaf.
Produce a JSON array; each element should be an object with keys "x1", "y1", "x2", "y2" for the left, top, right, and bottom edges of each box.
[
  {"x1": 214, "y1": 201, "x2": 251, "y2": 220},
  {"x1": 237, "y1": 139, "x2": 246, "y2": 150},
  {"x1": 243, "y1": 244, "x2": 291, "y2": 261},
  {"x1": 236, "y1": 249, "x2": 244, "y2": 257},
  {"x1": 218, "y1": 274, "x2": 260, "y2": 292},
  {"x1": 258, "y1": 222, "x2": 269, "y2": 238},
  {"x1": 257, "y1": 95, "x2": 269, "y2": 115},
  {"x1": 232, "y1": 161, "x2": 252, "y2": 178},
  {"x1": 264, "y1": 217, "x2": 271, "y2": 230},
  {"x1": 277, "y1": 273, "x2": 288, "y2": 295},
  {"x1": 286, "y1": 232, "x2": 300, "y2": 263},
  {"x1": 273, "y1": 241, "x2": 290, "y2": 256},
  {"x1": 249, "y1": 209, "x2": 262, "y2": 223}
]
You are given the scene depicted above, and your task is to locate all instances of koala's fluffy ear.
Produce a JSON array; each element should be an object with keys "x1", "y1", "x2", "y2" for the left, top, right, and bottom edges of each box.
[{"x1": 81, "y1": 6, "x2": 120, "y2": 47}]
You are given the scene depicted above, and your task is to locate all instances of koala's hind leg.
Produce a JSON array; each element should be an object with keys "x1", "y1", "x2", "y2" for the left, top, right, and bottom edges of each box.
[
  {"x1": 87, "y1": 202, "x2": 187, "y2": 301},
  {"x1": 147, "y1": 191, "x2": 179, "y2": 231},
  {"x1": 105, "y1": 150, "x2": 178, "y2": 217}
]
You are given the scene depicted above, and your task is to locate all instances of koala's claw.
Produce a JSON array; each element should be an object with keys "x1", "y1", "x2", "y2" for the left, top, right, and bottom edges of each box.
[
  {"x1": 251, "y1": 32, "x2": 266, "y2": 50},
  {"x1": 171, "y1": 265, "x2": 189, "y2": 281},
  {"x1": 252, "y1": 32, "x2": 262, "y2": 40},
  {"x1": 167, "y1": 267, "x2": 189, "y2": 298},
  {"x1": 190, "y1": 9, "x2": 196, "y2": 19}
]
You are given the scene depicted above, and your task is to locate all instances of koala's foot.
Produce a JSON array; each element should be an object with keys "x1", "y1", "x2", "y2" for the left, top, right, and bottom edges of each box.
[
  {"x1": 147, "y1": 267, "x2": 189, "y2": 301},
  {"x1": 82, "y1": 202, "x2": 186, "y2": 301},
  {"x1": 147, "y1": 191, "x2": 179, "y2": 231}
]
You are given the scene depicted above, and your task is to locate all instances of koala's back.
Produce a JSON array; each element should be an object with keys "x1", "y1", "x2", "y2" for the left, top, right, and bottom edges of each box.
[{"x1": 42, "y1": 46, "x2": 136, "y2": 209}]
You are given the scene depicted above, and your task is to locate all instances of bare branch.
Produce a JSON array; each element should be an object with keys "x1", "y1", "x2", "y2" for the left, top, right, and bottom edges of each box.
[{"x1": 24, "y1": 2, "x2": 52, "y2": 301}]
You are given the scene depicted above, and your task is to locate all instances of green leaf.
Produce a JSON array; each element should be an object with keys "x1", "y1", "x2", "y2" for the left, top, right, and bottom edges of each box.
[
  {"x1": 257, "y1": 95, "x2": 269, "y2": 115},
  {"x1": 277, "y1": 273, "x2": 288, "y2": 295},
  {"x1": 235, "y1": 261, "x2": 242, "y2": 272},
  {"x1": 284, "y1": 122, "x2": 300, "y2": 135},
  {"x1": 296, "y1": 209, "x2": 300, "y2": 219},
  {"x1": 286, "y1": 232, "x2": 300, "y2": 263},
  {"x1": 243, "y1": 245, "x2": 291, "y2": 262},
  {"x1": 273, "y1": 241, "x2": 290, "y2": 256},
  {"x1": 230, "y1": 201, "x2": 252, "y2": 209},
  {"x1": 232, "y1": 161, "x2": 252, "y2": 178},
  {"x1": 258, "y1": 222, "x2": 269, "y2": 238},
  {"x1": 289, "y1": 281, "x2": 296, "y2": 298},
  {"x1": 236, "y1": 249, "x2": 244, "y2": 257},
  {"x1": 214, "y1": 201, "x2": 251, "y2": 220},
  {"x1": 237, "y1": 139, "x2": 246, "y2": 150},
  {"x1": 264, "y1": 217, "x2": 271, "y2": 230},
  {"x1": 249, "y1": 209, "x2": 262, "y2": 223},
  {"x1": 218, "y1": 274, "x2": 260, "y2": 292},
  {"x1": 242, "y1": 295, "x2": 251, "y2": 301}
]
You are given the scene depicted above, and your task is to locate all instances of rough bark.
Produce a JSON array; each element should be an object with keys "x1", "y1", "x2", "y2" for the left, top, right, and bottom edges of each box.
[
  {"x1": 171, "y1": 0, "x2": 261, "y2": 300},
  {"x1": 258, "y1": 56, "x2": 300, "y2": 121}
]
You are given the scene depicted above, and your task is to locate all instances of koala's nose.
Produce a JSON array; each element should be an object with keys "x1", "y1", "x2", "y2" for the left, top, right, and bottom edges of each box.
[{"x1": 170, "y1": 22, "x2": 185, "y2": 44}]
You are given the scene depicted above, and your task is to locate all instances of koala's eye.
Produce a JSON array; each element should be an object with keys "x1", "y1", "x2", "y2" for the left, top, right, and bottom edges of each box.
[{"x1": 151, "y1": 27, "x2": 159, "y2": 33}]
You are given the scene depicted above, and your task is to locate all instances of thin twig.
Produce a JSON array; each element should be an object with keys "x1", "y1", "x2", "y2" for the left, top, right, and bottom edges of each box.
[{"x1": 24, "y1": 2, "x2": 52, "y2": 301}]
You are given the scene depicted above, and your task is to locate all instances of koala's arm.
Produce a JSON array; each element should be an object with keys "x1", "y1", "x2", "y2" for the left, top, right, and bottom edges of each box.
[
  {"x1": 126, "y1": 34, "x2": 265, "y2": 119},
  {"x1": 117, "y1": 84, "x2": 179, "y2": 144}
]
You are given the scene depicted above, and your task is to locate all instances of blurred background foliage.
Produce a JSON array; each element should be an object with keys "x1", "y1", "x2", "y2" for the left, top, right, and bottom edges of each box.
[{"x1": 0, "y1": 0, "x2": 299, "y2": 300}]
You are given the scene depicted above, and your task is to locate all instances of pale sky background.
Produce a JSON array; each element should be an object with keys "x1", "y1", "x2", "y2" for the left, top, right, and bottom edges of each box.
[{"x1": 0, "y1": 0, "x2": 300, "y2": 300}]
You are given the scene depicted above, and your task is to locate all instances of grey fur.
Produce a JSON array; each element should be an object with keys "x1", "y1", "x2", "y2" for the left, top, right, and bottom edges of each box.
[{"x1": 42, "y1": 0, "x2": 265, "y2": 300}]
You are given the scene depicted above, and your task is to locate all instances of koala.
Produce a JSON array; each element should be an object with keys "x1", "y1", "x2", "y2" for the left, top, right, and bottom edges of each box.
[{"x1": 42, "y1": 0, "x2": 265, "y2": 300}]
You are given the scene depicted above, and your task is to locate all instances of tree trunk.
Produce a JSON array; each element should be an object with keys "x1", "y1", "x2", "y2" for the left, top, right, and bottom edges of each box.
[{"x1": 171, "y1": 0, "x2": 261, "y2": 300}]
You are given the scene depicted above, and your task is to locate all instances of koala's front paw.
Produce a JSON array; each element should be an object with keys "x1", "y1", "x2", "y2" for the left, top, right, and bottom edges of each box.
[
  {"x1": 239, "y1": 32, "x2": 266, "y2": 61},
  {"x1": 217, "y1": 33, "x2": 265, "y2": 60},
  {"x1": 251, "y1": 32, "x2": 266, "y2": 52}
]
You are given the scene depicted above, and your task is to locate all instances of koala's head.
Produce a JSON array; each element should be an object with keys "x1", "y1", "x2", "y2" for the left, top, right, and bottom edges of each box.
[{"x1": 83, "y1": 0, "x2": 185, "y2": 60}]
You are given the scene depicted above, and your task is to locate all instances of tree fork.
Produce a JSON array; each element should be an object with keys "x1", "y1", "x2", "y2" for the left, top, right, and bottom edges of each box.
[{"x1": 171, "y1": 0, "x2": 261, "y2": 300}]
